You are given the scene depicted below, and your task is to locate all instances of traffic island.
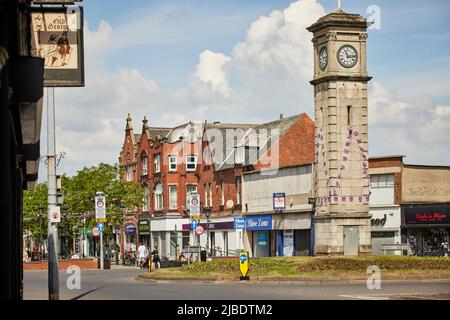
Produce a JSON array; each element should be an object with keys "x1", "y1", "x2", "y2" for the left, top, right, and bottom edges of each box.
[{"x1": 135, "y1": 256, "x2": 450, "y2": 285}]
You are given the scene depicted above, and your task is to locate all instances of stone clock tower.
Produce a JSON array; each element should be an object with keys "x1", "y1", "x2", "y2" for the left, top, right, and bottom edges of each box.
[{"x1": 307, "y1": 8, "x2": 372, "y2": 255}]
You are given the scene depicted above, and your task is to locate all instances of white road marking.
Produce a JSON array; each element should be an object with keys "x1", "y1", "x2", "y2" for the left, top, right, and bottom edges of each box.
[{"x1": 339, "y1": 294, "x2": 390, "y2": 300}]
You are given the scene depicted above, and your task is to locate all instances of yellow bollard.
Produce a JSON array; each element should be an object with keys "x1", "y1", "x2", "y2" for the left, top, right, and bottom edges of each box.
[{"x1": 239, "y1": 251, "x2": 249, "y2": 281}]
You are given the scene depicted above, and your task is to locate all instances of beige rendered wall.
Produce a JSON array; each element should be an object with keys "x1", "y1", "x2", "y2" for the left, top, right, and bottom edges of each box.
[{"x1": 402, "y1": 166, "x2": 450, "y2": 203}]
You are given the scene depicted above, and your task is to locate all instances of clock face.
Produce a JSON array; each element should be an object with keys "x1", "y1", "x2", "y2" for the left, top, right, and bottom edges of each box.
[
  {"x1": 319, "y1": 46, "x2": 328, "y2": 70},
  {"x1": 337, "y1": 45, "x2": 358, "y2": 68}
]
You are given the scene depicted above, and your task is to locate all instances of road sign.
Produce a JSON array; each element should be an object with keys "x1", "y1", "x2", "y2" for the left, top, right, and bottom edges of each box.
[
  {"x1": 195, "y1": 225, "x2": 205, "y2": 236},
  {"x1": 49, "y1": 205, "x2": 61, "y2": 223},
  {"x1": 95, "y1": 194, "x2": 107, "y2": 222},
  {"x1": 190, "y1": 219, "x2": 199, "y2": 230},
  {"x1": 97, "y1": 222, "x2": 104, "y2": 232},
  {"x1": 92, "y1": 227, "x2": 100, "y2": 237},
  {"x1": 239, "y1": 251, "x2": 249, "y2": 280},
  {"x1": 189, "y1": 192, "x2": 200, "y2": 217},
  {"x1": 273, "y1": 192, "x2": 286, "y2": 211}
]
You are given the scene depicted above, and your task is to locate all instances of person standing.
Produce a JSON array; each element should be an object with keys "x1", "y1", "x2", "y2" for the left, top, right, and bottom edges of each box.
[
  {"x1": 151, "y1": 247, "x2": 160, "y2": 270},
  {"x1": 137, "y1": 243, "x2": 147, "y2": 269}
]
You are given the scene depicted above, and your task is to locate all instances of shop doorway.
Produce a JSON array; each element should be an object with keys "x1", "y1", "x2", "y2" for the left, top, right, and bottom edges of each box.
[
  {"x1": 344, "y1": 226, "x2": 359, "y2": 256},
  {"x1": 294, "y1": 230, "x2": 310, "y2": 256},
  {"x1": 254, "y1": 231, "x2": 270, "y2": 257}
]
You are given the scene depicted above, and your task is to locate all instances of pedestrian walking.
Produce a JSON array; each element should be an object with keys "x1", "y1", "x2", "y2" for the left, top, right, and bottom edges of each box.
[
  {"x1": 151, "y1": 247, "x2": 160, "y2": 270},
  {"x1": 137, "y1": 243, "x2": 147, "y2": 269}
]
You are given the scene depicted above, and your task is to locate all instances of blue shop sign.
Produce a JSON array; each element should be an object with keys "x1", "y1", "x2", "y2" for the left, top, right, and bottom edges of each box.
[
  {"x1": 245, "y1": 215, "x2": 272, "y2": 231},
  {"x1": 234, "y1": 218, "x2": 245, "y2": 230},
  {"x1": 125, "y1": 225, "x2": 137, "y2": 235}
]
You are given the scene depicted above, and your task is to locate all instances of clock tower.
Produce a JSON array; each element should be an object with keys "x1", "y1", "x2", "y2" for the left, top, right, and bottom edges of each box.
[{"x1": 307, "y1": 8, "x2": 372, "y2": 255}]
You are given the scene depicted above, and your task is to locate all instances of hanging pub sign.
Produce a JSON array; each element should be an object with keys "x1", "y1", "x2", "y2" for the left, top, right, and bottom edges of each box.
[{"x1": 30, "y1": 4, "x2": 84, "y2": 87}]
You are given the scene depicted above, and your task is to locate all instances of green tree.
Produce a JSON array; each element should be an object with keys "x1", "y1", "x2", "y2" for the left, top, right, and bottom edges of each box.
[
  {"x1": 23, "y1": 183, "x2": 48, "y2": 250},
  {"x1": 24, "y1": 163, "x2": 143, "y2": 249}
]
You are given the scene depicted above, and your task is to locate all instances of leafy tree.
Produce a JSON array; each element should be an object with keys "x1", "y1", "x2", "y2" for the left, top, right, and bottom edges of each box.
[
  {"x1": 23, "y1": 183, "x2": 48, "y2": 249},
  {"x1": 23, "y1": 163, "x2": 143, "y2": 249}
]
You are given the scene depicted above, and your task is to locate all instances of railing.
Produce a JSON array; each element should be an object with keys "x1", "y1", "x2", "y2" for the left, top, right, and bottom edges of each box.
[{"x1": 380, "y1": 243, "x2": 413, "y2": 256}]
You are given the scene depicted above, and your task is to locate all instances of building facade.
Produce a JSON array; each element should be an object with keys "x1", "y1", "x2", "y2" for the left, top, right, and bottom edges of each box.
[{"x1": 1, "y1": 0, "x2": 45, "y2": 299}]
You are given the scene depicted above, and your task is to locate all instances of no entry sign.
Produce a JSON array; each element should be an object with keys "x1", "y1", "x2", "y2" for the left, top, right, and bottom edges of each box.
[{"x1": 49, "y1": 205, "x2": 61, "y2": 223}]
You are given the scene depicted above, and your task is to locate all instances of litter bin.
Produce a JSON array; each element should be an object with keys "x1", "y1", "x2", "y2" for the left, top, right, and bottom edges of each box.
[{"x1": 200, "y1": 250, "x2": 207, "y2": 262}]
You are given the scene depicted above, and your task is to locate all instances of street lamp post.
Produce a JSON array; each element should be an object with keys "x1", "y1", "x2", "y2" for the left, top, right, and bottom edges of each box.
[{"x1": 206, "y1": 212, "x2": 211, "y2": 259}]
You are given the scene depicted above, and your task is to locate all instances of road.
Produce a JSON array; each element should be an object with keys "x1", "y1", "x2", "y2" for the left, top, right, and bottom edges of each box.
[{"x1": 23, "y1": 268, "x2": 450, "y2": 300}]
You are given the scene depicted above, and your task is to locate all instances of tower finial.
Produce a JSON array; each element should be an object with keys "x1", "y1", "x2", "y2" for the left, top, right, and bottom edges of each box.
[{"x1": 337, "y1": 0, "x2": 341, "y2": 9}]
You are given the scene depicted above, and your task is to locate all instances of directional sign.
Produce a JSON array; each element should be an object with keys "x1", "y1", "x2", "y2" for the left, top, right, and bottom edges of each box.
[
  {"x1": 49, "y1": 205, "x2": 61, "y2": 223},
  {"x1": 97, "y1": 222, "x2": 104, "y2": 232},
  {"x1": 239, "y1": 251, "x2": 249, "y2": 280},
  {"x1": 95, "y1": 194, "x2": 107, "y2": 222},
  {"x1": 190, "y1": 219, "x2": 199, "y2": 230}
]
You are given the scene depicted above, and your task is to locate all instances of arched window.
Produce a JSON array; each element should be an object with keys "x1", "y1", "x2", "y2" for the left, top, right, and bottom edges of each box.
[{"x1": 154, "y1": 183, "x2": 163, "y2": 211}]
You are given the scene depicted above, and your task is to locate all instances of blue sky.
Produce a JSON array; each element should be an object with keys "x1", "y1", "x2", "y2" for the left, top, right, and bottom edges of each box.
[
  {"x1": 40, "y1": 0, "x2": 450, "y2": 180},
  {"x1": 82, "y1": 0, "x2": 450, "y2": 101}
]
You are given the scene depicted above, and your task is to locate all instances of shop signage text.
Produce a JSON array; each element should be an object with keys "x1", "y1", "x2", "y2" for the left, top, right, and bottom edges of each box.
[
  {"x1": 404, "y1": 206, "x2": 450, "y2": 225},
  {"x1": 245, "y1": 215, "x2": 272, "y2": 231}
]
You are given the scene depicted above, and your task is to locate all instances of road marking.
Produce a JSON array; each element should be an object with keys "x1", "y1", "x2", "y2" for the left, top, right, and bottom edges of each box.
[{"x1": 339, "y1": 294, "x2": 390, "y2": 300}]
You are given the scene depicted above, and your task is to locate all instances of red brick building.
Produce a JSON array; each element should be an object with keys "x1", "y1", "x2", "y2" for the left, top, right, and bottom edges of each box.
[{"x1": 118, "y1": 113, "x2": 317, "y2": 259}]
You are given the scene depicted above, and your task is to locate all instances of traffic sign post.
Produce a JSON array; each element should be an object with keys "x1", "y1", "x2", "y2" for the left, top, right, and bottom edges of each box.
[
  {"x1": 239, "y1": 251, "x2": 250, "y2": 281},
  {"x1": 95, "y1": 192, "x2": 106, "y2": 270},
  {"x1": 188, "y1": 192, "x2": 200, "y2": 264}
]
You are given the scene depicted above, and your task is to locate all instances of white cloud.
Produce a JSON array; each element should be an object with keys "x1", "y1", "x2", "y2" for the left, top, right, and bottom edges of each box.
[
  {"x1": 369, "y1": 81, "x2": 450, "y2": 165},
  {"x1": 38, "y1": 0, "x2": 450, "y2": 180}
]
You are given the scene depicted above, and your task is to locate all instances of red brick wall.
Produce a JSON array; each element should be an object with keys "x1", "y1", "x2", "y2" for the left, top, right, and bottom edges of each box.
[
  {"x1": 24, "y1": 259, "x2": 99, "y2": 270},
  {"x1": 254, "y1": 114, "x2": 315, "y2": 171}
]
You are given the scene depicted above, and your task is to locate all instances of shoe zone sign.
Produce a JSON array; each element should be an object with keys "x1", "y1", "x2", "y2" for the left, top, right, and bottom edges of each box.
[{"x1": 244, "y1": 215, "x2": 272, "y2": 231}]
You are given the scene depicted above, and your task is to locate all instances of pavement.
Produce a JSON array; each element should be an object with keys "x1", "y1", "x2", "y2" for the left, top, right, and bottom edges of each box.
[{"x1": 23, "y1": 267, "x2": 450, "y2": 300}]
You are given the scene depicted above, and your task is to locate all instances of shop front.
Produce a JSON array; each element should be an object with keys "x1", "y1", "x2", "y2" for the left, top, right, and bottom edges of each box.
[
  {"x1": 402, "y1": 204, "x2": 450, "y2": 256},
  {"x1": 244, "y1": 215, "x2": 273, "y2": 258},
  {"x1": 182, "y1": 220, "x2": 237, "y2": 256},
  {"x1": 138, "y1": 219, "x2": 151, "y2": 247},
  {"x1": 150, "y1": 217, "x2": 189, "y2": 260},
  {"x1": 370, "y1": 206, "x2": 401, "y2": 255},
  {"x1": 272, "y1": 212, "x2": 312, "y2": 256}
]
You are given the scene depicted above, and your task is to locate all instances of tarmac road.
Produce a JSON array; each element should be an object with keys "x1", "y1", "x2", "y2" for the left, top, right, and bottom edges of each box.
[{"x1": 23, "y1": 268, "x2": 450, "y2": 300}]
